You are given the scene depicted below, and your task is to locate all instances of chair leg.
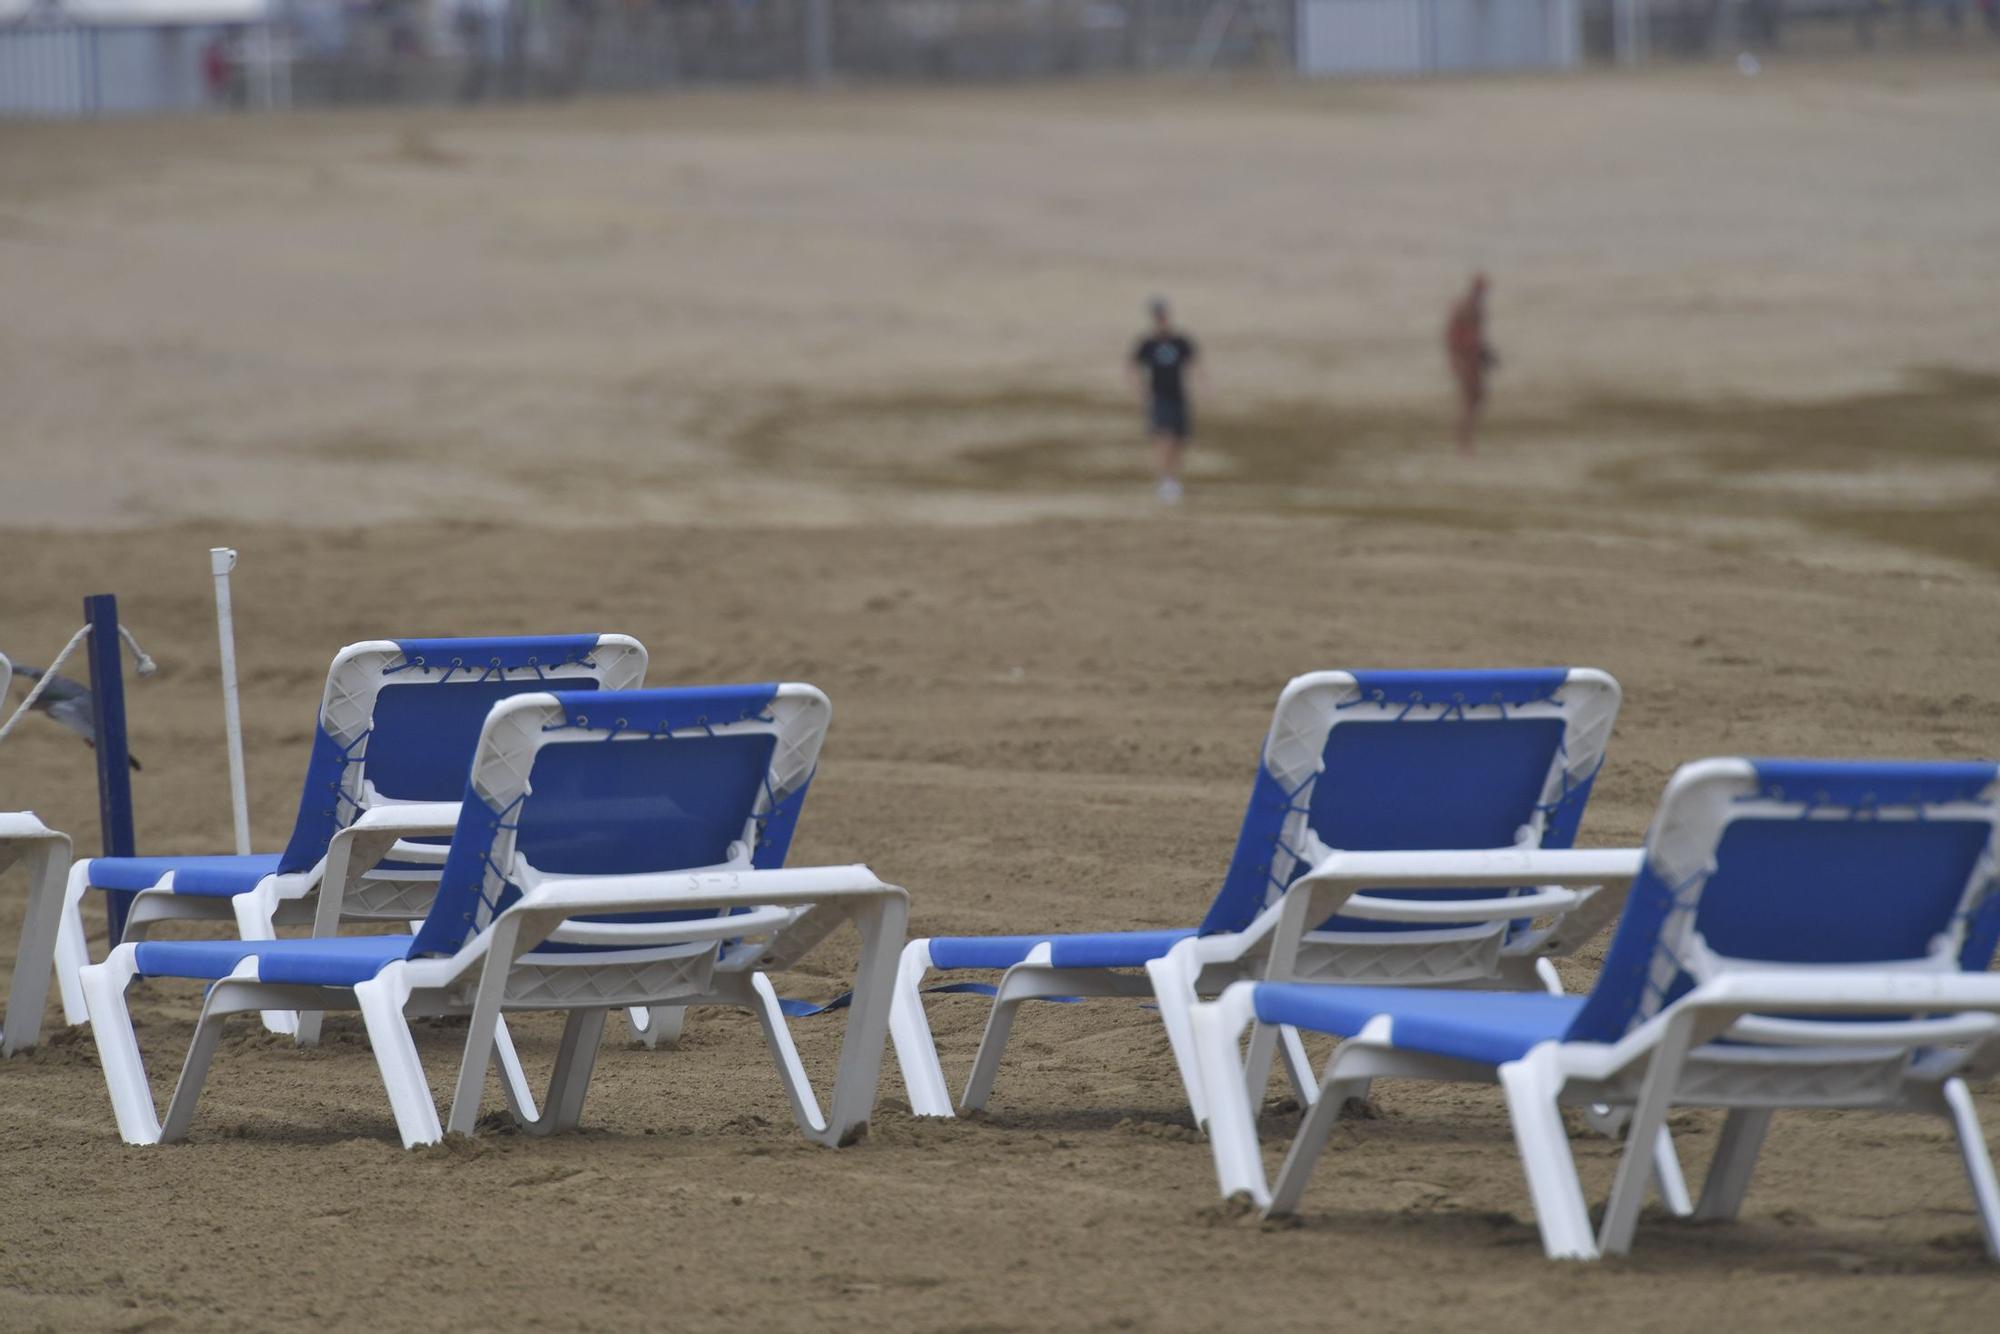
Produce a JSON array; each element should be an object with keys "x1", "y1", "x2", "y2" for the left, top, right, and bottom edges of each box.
[
  {"x1": 2, "y1": 839, "x2": 67, "y2": 1057},
  {"x1": 1942, "y1": 1078, "x2": 2000, "y2": 1260},
  {"x1": 493, "y1": 1016, "x2": 541, "y2": 1125},
  {"x1": 53, "y1": 862, "x2": 94, "y2": 1027},
  {"x1": 628, "y1": 1005, "x2": 686, "y2": 1050},
  {"x1": 1277, "y1": 1025, "x2": 1318, "y2": 1107},
  {"x1": 1651, "y1": 1123, "x2": 1694, "y2": 1218},
  {"x1": 1145, "y1": 942, "x2": 1213, "y2": 1127},
  {"x1": 1694, "y1": 1107, "x2": 1773, "y2": 1221},
  {"x1": 887, "y1": 939, "x2": 956, "y2": 1118},
  {"x1": 962, "y1": 963, "x2": 1044, "y2": 1112},
  {"x1": 1242, "y1": 1020, "x2": 1282, "y2": 1109},
  {"x1": 751, "y1": 972, "x2": 828, "y2": 1137},
  {"x1": 818, "y1": 893, "x2": 908, "y2": 1148},
  {"x1": 1499, "y1": 1046, "x2": 1598, "y2": 1260},
  {"x1": 355, "y1": 969, "x2": 442, "y2": 1148},
  {"x1": 1268, "y1": 1052, "x2": 1379, "y2": 1216},
  {"x1": 230, "y1": 883, "x2": 297, "y2": 1037},
  {"x1": 519, "y1": 1008, "x2": 608, "y2": 1136},
  {"x1": 1192, "y1": 988, "x2": 1271, "y2": 1208},
  {"x1": 78, "y1": 949, "x2": 162, "y2": 1144},
  {"x1": 159, "y1": 978, "x2": 265, "y2": 1143}
]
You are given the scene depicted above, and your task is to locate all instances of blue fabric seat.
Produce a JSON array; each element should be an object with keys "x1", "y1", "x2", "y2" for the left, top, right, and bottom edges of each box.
[
  {"x1": 88, "y1": 854, "x2": 283, "y2": 898},
  {"x1": 1251, "y1": 982, "x2": 1585, "y2": 1066},
  {"x1": 930, "y1": 929, "x2": 1197, "y2": 971},
  {"x1": 132, "y1": 935, "x2": 418, "y2": 987}
]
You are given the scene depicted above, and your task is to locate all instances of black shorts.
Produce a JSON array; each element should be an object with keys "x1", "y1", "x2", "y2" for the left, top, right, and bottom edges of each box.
[{"x1": 1148, "y1": 397, "x2": 1191, "y2": 439}]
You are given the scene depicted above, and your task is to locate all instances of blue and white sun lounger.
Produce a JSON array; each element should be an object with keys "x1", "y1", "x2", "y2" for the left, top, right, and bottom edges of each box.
[
  {"x1": 51, "y1": 635, "x2": 646, "y2": 1036},
  {"x1": 1195, "y1": 757, "x2": 2000, "y2": 1260},
  {"x1": 890, "y1": 669, "x2": 1630, "y2": 1126},
  {"x1": 82, "y1": 683, "x2": 908, "y2": 1148}
]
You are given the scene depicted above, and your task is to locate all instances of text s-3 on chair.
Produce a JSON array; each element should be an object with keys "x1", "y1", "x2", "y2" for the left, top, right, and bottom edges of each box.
[
  {"x1": 81, "y1": 684, "x2": 908, "y2": 1149},
  {"x1": 890, "y1": 669, "x2": 1636, "y2": 1128},
  {"x1": 2, "y1": 646, "x2": 79, "y2": 1058},
  {"x1": 1194, "y1": 757, "x2": 2000, "y2": 1261},
  {"x1": 52, "y1": 635, "x2": 646, "y2": 1038}
]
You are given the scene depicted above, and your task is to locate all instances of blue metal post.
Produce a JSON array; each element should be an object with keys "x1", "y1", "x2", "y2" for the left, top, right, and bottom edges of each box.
[{"x1": 84, "y1": 594, "x2": 137, "y2": 946}]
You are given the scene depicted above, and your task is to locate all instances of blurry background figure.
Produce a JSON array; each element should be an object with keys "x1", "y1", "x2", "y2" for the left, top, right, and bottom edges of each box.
[
  {"x1": 1445, "y1": 273, "x2": 1497, "y2": 455},
  {"x1": 1129, "y1": 297, "x2": 1201, "y2": 505},
  {"x1": 8, "y1": 665, "x2": 142, "y2": 771}
]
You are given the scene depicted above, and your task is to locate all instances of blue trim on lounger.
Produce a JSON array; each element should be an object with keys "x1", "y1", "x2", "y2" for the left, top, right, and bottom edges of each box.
[
  {"x1": 927, "y1": 929, "x2": 1197, "y2": 972},
  {"x1": 87, "y1": 854, "x2": 282, "y2": 898},
  {"x1": 543, "y1": 685, "x2": 781, "y2": 739},
  {"x1": 1749, "y1": 758, "x2": 1998, "y2": 810},
  {"x1": 1252, "y1": 982, "x2": 1585, "y2": 1066},
  {"x1": 131, "y1": 935, "x2": 418, "y2": 987},
  {"x1": 389, "y1": 635, "x2": 603, "y2": 680},
  {"x1": 1345, "y1": 668, "x2": 1566, "y2": 711}
]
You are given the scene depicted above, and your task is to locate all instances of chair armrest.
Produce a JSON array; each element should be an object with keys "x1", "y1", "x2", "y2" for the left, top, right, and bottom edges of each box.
[
  {"x1": 1261, "y1": 847, "x2": 1644, "y2": 979},
  {"x1": 347, "y1": 802, "x2": 461, "y2": 834}
]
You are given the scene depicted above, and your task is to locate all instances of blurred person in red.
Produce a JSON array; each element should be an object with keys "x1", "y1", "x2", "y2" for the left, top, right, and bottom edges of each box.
[{"x1": 1445, "y1": 273, "x2": 1497, "y2": 455}]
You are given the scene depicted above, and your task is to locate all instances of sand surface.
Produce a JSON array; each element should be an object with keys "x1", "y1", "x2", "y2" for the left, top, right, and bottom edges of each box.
[{"x1": 3, "y1": 54, "x2": 2000, "y2": 1332}]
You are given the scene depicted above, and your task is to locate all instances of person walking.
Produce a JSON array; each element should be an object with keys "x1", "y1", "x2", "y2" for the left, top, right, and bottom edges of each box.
[
  {"x1": 1129, "y1": 297, "x2": 1201, "y2": 504},
  {"x1": 1445, "y1": 273, "x2": 1497, "y2": 455}
]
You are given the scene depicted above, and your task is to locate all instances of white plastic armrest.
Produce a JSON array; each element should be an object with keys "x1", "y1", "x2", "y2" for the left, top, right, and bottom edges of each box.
[
  {"x1": 516, "y1": 864, "x2": 899, "y2": 918},
  {"x1": 347, "y1": 802, "x2": 461, "y2": 835},
  {"x1": 1293, "y1": 847, "x2": 1643, "y2": 893},
  {"x1": 1334, "y1": 886, "x2": 1587, "y2": 923}
]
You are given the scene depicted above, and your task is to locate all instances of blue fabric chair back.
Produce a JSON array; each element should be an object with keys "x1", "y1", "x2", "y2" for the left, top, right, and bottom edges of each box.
[
  {"x1": 1200, "y1": 669, "x2": 1613, "y2": 936},
  {"x1": 274, "y1": 636, "x2": 637, "y2": 875},
  {"x1": 411, "y1": 684, "x2": 824, "y2": 959},
  {"x1": 1569, "y1": 758, "x2": 2000, "y2": 1044}
]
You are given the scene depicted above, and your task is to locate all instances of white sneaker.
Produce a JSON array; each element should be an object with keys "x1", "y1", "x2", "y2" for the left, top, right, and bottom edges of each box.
[{"x1": 1156, "y1": 477, "x2": 1184, "y2": 505}]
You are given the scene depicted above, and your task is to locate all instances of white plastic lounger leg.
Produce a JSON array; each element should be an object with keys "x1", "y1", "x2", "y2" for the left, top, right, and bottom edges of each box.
[
  {"x1": 627, "y1": 1005, "x2": 686, "y2": 1050},
  {"x1": 1652, "y1": 1124, "x2": 1693, "y2": 1218},
  {"x1": 1942, "y1": 1078, "x2": 2000, "y2": 1260},
  {"x1": 963, "y1": 956, "x2": 1060, "y2": 1112},
  {"x1": 1599, "y1": 1015, "x2": 1699, "y2": 1256},
  {"x1": 1694, "y1": 1107, "x2": 1773, "y2": 1222},
  {"x1": 3, "y1": 836, "x2": 69, "y2": 1056},
  {"x1": 354, "y1": 968, "x2": 442, "y2": 1148},
  {"x1": 1277, "y1": 1026, "x2": 1317, "y2": 1107},
  {"x1": 817, "y1": 893, "x2": 908, "y2": 1148},
  {"x1": 446, "y1": 922, "x2": 519, "y2": 1137},
  {"x1": 53, "y1": 862, "x2": 94, "y2": 1026},
  {"x1": 518, "y1": 1008, "x2": 608, "y2": 1136},
  {"x1": 230, "y1": 881, "x2": 297, "y2": 1037},
  {"x1": 752, "y1": 972, "x2": 828, "y2": 1137},
  {"x1": 1192, "y1": 988, "x2": 1271, "y2": 1208},
  {"x1": 1145, "y1": 942, "x2": 1212, "y2": 1127},
  {"x1": 888, "y1": 939, "x2": 956, "y2": 1118},
  {"x1": 1498, "y1": 1046, "x2": 1597, "y2": 1260},
  {"x1": 1267, "y1": 1029, "x2": 1397, "y2": 1217},
  {"x1": 493, "y1": 1016, "x2": 540, "y2": 1125},
  {"x1": 78, "y1": 949, "x2": 162, "y2": 1144},
  {"x1": 159, "y1": 974, "x2": 266, "y2": 1143},
  {"x1": 1232, "y1": 1024, "x2": 1280, "y2": 1120}
]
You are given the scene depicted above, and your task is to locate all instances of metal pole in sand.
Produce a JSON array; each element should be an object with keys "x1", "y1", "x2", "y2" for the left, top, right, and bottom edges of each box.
[{"x1": 211, "y1": 548, "x2": 252, "y2": 858}]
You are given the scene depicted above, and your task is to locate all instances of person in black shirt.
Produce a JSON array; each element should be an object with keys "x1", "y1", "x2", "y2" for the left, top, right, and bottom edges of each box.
[{"x1": 1129, "y1": 297, "x2": 1201, "y2": 504}]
